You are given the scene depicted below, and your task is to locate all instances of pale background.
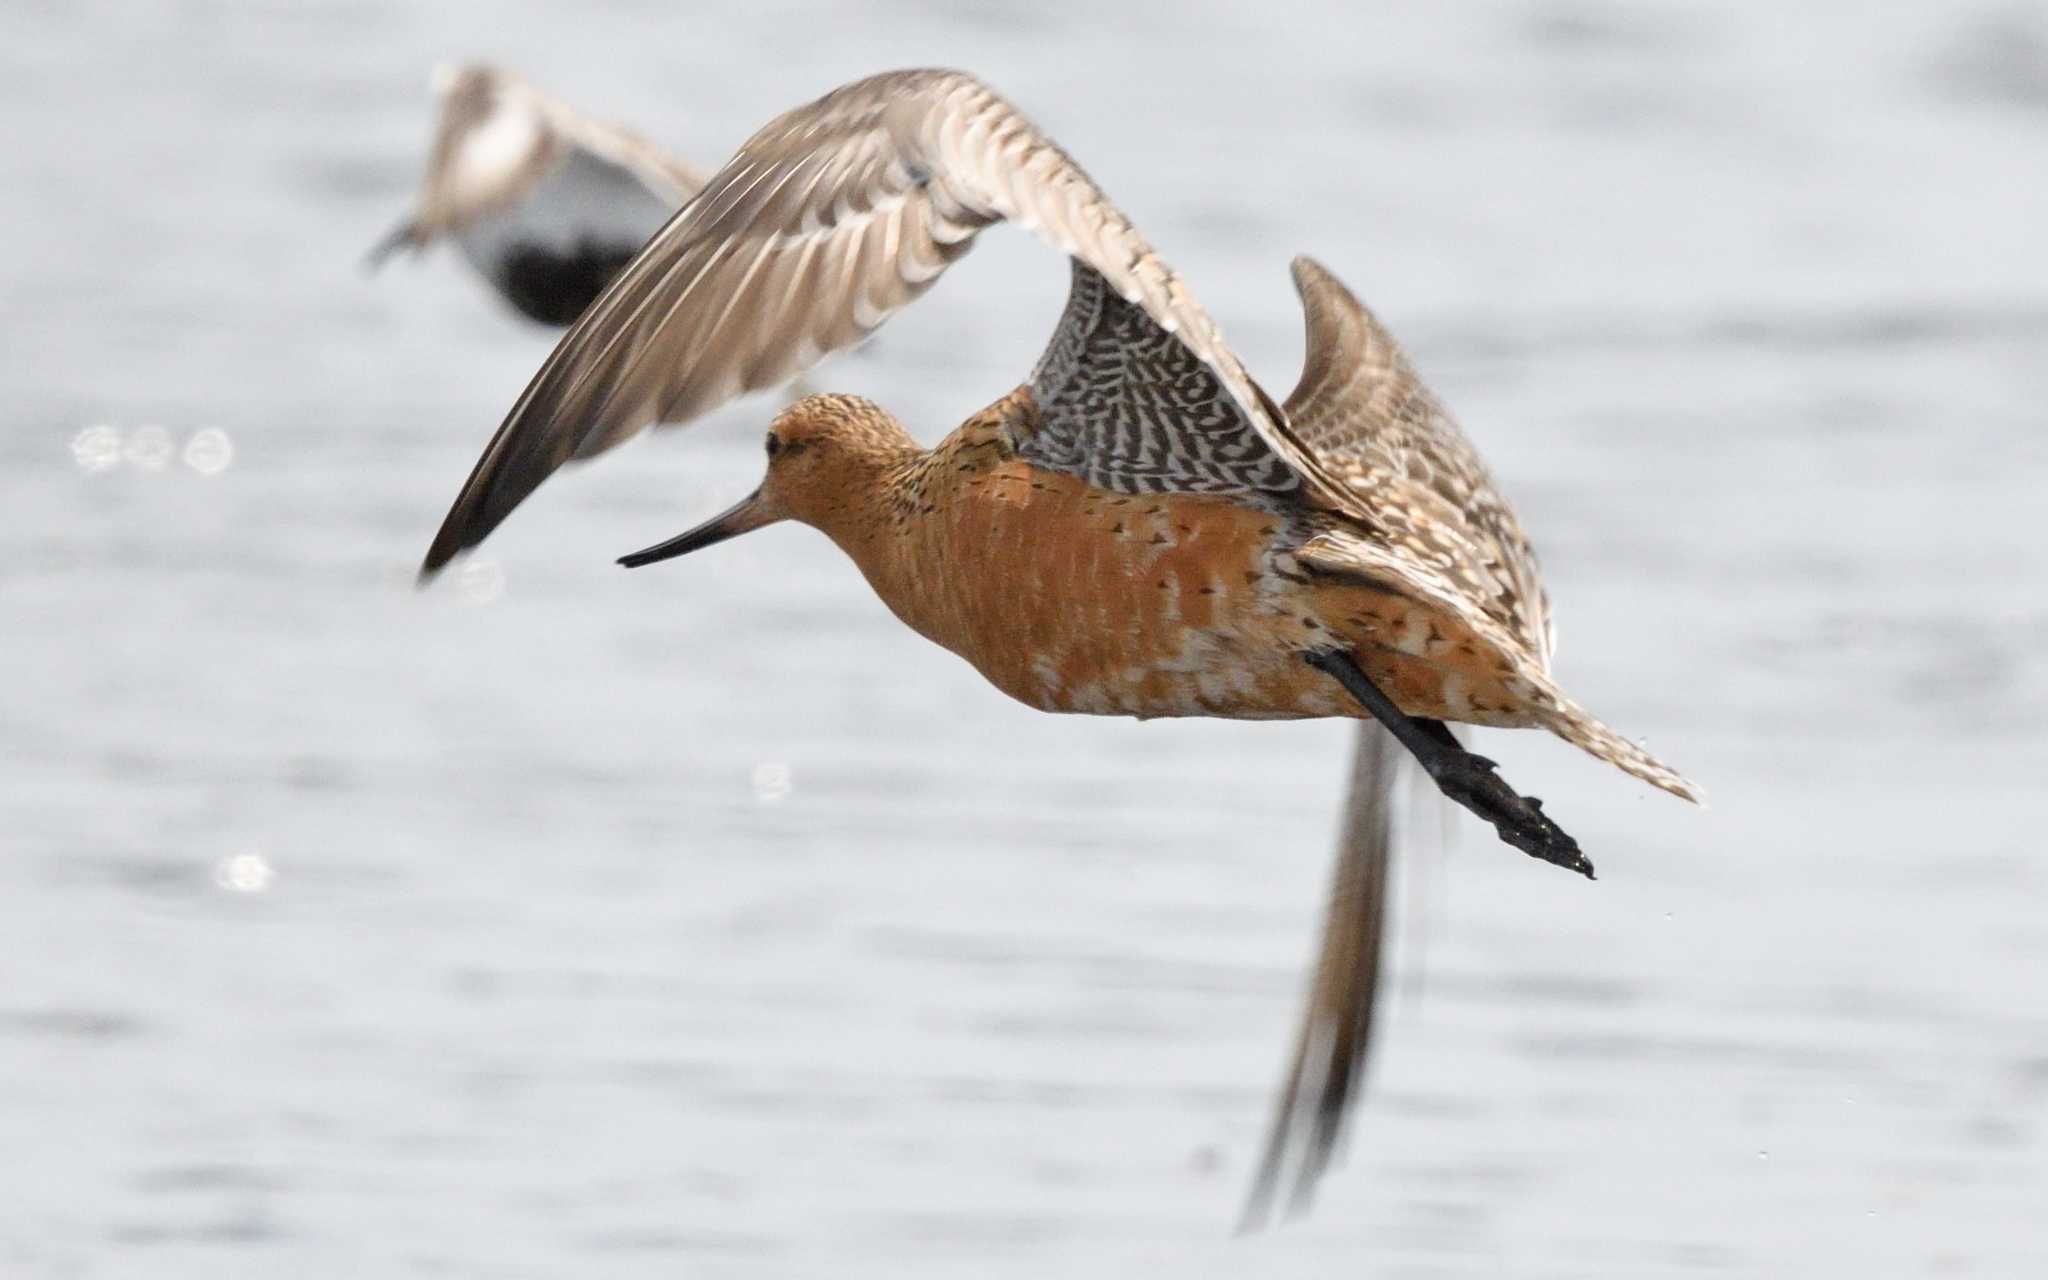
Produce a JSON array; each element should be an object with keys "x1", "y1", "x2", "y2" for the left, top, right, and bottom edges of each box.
[{"x1": 3, "y1": 1, "x2": 2045, "y2": 1275}]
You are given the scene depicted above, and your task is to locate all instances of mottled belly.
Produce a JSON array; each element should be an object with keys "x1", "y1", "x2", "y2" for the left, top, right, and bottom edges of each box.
[
  {"x1": 1021, "y1": 625, "x2": 1352, "y2": 720},
  {"x1": 1006, "y1": 588, "x2": 1545, "y2": 727}
]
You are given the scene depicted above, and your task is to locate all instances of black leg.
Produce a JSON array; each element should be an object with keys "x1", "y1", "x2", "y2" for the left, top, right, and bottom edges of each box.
[{"x1": 1304, "y1": 649, "x2": 1594, "y2": 879}]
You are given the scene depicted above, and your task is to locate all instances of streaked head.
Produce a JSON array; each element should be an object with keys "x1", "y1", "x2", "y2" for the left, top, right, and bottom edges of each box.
[{"x1": 618, "y1": 395, "x2": 917, "y2": 568}]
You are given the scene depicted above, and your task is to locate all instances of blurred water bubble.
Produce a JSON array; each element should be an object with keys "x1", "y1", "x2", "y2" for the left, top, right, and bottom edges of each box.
[
  {"x1": 124, "y1": 424, "x2": 175, "y2": 470},
  {"x1": 71, "y1": 424, "x2": 123, "y2": 472},
  {"x1": 752, "y1": 761, "x2": 793, "y2": 803},
  {"x1": 213, "y1": 852, "x2": 275, "y2": 894},
  {"x1": 182, "y1": 427, "x2": 235, "y2": 475},
  {"x1": 454, "y1": 557, "x2": 506, "y2": 605}
]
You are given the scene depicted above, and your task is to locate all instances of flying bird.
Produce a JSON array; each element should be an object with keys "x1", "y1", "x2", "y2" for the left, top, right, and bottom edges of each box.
[
  {"x1": 418, "y1": 68, "x2": 1700, "y2": 1222},
  {"x1": 368, "y1": 63, "x2": 707, "y2": 326}
]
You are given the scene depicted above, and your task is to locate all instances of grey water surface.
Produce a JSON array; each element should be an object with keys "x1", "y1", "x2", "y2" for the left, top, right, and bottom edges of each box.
[{"x1": 3, "y1": 2, "x2": 2045, "y2": 1275}]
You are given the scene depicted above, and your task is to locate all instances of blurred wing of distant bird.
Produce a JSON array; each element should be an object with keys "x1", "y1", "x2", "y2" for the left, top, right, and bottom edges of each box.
[
  {"x1": 421, "y1": 67, "x2": 1350, "y2": 575},
  {"x1": 369, "y1": 64, "x2": 709, "y2": 327},
  {"x1": 1241, "y1": 723, "x2": 1399, "y2": 1229}
]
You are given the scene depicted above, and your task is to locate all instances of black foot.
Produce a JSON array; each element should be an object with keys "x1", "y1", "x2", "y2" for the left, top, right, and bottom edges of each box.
[
  {"x1": 1423, "y1": 751, "x2": 1593, "y2": 879},
  {"x1": 1303, "y1": 648, "x2": 1595, "y2": 880}
]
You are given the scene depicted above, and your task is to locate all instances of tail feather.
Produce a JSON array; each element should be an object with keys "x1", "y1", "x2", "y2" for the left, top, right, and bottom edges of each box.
[{"x1": 1538, "y1": 690, "x2": 1703, "y2": 804}]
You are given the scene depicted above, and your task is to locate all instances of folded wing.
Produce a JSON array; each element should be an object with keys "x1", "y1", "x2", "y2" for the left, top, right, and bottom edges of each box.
[{"x1": 1283, "y1": 256, "x2": 1554, "y2": 665}]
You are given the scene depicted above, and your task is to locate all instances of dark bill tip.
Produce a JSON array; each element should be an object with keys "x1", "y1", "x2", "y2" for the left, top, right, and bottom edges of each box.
[{"x1": 618, "y1": 491, "x2": 776, "y2": 568}]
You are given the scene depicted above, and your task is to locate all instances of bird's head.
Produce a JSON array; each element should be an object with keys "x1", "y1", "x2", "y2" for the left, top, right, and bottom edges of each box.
[{"x1": 618, "y1": 394, "x2": 918, "y2": 568}]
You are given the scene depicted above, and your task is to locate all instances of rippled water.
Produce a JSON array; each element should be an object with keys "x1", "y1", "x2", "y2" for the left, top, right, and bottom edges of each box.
[{"x1": 4, "y1": 2, "x2": 2045, "y2": 1275}]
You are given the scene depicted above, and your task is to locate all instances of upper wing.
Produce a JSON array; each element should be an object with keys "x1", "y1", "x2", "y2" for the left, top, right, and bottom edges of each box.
[
  {"x1": 1241, "y1": 722, "x2": 1399, "y2": 1229},
  {"x1": 537, "y1": 90, "x2": 707, "y2": 209},
  {"x1": 1283, "y1": 257, "x2": 1555, "y2": 665},
  {"x1": 422, "y1": 68, "x2": 1338, "y2": 574}
]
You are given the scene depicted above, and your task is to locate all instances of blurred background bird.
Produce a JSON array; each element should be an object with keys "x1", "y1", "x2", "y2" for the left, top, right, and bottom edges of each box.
[{"x1": 367, "y1": 62, "x2": 706, "y2": 326}]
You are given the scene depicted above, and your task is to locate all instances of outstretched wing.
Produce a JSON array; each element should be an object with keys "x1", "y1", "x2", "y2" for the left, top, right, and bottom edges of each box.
[
  {"x1": 1283, "y1": 256, "x2": 1554, "y2": 665},
  {"x1": 1241, "y1": 723, "x2": 1399, "y2": 1229},
  {"x1": 422, "y1": 68, "x2": 1335, "y2": 575}
]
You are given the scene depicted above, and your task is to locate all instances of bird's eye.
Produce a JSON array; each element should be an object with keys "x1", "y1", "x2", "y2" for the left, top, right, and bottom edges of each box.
[{"x1": 765, "y1": 433, "x2": 782, "y2": 458}]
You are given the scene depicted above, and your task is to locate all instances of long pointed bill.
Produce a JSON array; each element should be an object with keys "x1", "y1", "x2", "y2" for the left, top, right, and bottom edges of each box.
[
  {"x1": 364, "y1": 219, "x2": 419, "y2": 272},
  {"x1": 618, "y1": 490, "x2": 784, "y2": 568}
]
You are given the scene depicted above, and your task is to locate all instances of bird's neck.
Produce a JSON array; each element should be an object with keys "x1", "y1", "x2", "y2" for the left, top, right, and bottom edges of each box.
[{"x1": 815, "y1": 387, "x2": 1036, "y2": 643}]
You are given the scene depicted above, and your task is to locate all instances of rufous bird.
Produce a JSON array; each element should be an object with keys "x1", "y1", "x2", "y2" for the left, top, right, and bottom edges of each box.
[{"x1": 418, "y1": 69, "x2": 1700, "y2": 1224}]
